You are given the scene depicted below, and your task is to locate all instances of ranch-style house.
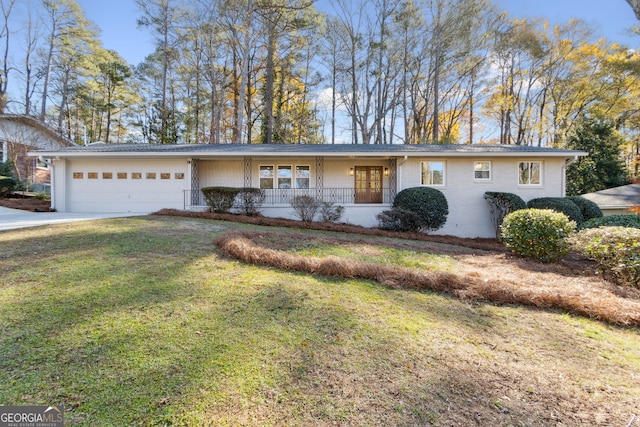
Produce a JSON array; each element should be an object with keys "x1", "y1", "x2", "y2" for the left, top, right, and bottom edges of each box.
[{"x1": 31, "y1": 143, "x2": 587, "y2": 238}]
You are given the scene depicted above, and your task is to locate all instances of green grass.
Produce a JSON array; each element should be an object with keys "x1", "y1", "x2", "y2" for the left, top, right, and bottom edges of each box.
[{"x1": 0, "y1": 216, "x2": 638, "y2": 426}]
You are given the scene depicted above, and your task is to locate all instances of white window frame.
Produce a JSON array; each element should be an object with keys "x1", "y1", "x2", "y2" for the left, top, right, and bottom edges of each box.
[
  {"x1": 421, "y1": 161, "x2": 445, "y2": 186},
  {"x1": 277, "y1": 165, "x2": 292, "y2": 189},
  {"x1": 518, "y1": 161, "x2": 542, "y2": 186},
  {"x1": 259, "y1": 165, "x2": 275, "y2": 189},
  {"x1": 295, "y1": 165, "x2": 310, "y2": 189},
  {"x1": 473, "y1": 161, "x2": 491, "y2": 181},
  {"x1": 261, "y1": 164, "x2": 310, "y2": 189}
]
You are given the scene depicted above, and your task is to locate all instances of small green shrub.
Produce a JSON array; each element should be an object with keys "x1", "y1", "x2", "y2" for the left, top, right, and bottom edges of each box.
[
  {"x1": 236, "y1": 188, "x2": 265, "y2": 216},
  {"x1": 0, "y1": 176, "x2": 16, "y2": 198},
  {"x1": 527, "y1": 197, "x2": 583, "y2": 224},
  {"x1": 319, "y1": 201, "x2": 344, "y2": 223},
  {"x1": 580, "y1": 214, "x2": 640, "y2": 230},
  {"x1": 393, "y1": 187, "x2": 448, "y2": 232},
  {"x1": 0, "y1": 161, "x2": 13, "y2": 177},
  {"x1": 571, "y1": 227, "x2": 640, "y2": 287},
  {"x1": 566, "y1": 196, "x2": 603, "y2": 222},
  {"x1": 201, "y1": 186, "x2": 241, "y2": 213},
  {"x1": 484, "y1": 192, "x2": 527, "y2": 240},
  {"x1": 291, "y1": 195, "x2": 319, "y2": 222},
  {"x1": 501, "y1": 209, "x2": 576, "y2": 263},
  {"x1": 376, "y1": 208, "x2": 424, "y2": 232}
]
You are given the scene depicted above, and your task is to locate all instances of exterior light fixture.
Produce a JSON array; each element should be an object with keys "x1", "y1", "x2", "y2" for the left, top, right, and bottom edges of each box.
[
  {"x1": 384, "y1": 167, "x2": 389, "y2": 176},
  {"x1": 349, "y1": 167, "x2": 354, "y2": 176}
]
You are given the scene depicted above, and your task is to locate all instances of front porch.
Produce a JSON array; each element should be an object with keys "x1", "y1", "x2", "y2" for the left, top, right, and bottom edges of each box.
[{"x1": 183, "y1": 187, "x2": 394, "y2": 210}]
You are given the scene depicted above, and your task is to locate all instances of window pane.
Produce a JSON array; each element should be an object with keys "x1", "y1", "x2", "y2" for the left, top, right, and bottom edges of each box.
[
  {"x1": 530, "y1": 162, "x2": 541, "y2": 184},
  {"x1": 474, "y1": 161, "x2": 490, "y2": 180},
  {"x1": 295, "y1": 165, "x2": 310, "y2": 189},
  {"x1": 421, "y1": 161, "x2": 444, "y2": 185},
  {"x1": 519, "y1": 162, "x2": 541, "y2": 185},
  {"x1": 278, "y1": 166, "x2": 292, "y2": 188},
  {"x1": 260, "y1": 166, "x2": 274, "y2": 189}
]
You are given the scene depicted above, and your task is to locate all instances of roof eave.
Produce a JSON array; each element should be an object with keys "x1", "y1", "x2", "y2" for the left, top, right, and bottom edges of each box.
[{"x1": 29, "y1": 150, "x2": 589, "y2": 159}]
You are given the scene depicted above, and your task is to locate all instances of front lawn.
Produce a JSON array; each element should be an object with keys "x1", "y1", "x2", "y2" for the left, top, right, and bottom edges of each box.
[{"x1": 0, "y1": 216, "x2": 638, "y2": 426}]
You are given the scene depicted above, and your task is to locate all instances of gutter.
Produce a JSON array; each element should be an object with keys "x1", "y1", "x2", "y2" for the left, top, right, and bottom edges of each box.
[{"x1": 28, "y1": 150, "x2": 591, "y2": 160}]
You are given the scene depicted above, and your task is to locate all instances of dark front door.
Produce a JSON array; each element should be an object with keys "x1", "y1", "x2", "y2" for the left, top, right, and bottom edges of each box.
[{"x1": 355, "y1": 166, "x2": 383, "y2": 203}]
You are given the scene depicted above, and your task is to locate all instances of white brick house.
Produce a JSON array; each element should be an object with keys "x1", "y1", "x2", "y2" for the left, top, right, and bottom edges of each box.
[{"x1": 31, "y1": 143, "x2": 586, "y2": 238}]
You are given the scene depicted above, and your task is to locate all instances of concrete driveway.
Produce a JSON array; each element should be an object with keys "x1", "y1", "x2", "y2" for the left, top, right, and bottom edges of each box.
[{"x1": 0, "y1": 206, "x2": 150, "y2": 232}]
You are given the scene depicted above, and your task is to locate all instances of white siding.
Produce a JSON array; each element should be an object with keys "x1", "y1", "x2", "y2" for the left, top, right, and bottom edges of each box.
[{"x1": 200, "y1": 159, "x2": 244, "y2": 187}]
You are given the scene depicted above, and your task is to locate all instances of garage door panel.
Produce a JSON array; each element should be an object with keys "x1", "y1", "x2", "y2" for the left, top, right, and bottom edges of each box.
[{"x1": 67, "y1": 159, "x2": 188, "y2": 212}]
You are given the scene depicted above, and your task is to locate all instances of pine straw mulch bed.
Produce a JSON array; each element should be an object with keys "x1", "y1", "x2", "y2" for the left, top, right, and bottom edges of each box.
[{"x1": 156, "y1": 209, "x2": 640, "y2": 327}]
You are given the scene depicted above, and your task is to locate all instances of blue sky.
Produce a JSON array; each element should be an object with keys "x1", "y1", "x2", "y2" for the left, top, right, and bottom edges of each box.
[{"x1": 76, "y1": 0, "x2": 640, "y2": 66}]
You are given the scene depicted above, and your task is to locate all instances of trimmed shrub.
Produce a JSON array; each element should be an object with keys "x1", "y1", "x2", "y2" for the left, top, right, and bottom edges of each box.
[
  {"x1": 580, "y1": 214, "x2": 640, "y2": 230},
  {"x1": 484, "y1": 192, "x2": 527, "y2": 240},
  {"x1": 201, "y1": 186, "x2": 241, "y2": 213},
  {"x1": 236, "y1": 187, "x2": 265, "y2": 216},
  {"x1": 566, "y1": 196, "x2": 603, "y2": 221},
  {"x1": 291, "y1": 195, "x2": 319, "y2": 222},
  {"x1": 393, "y1": 186, "x2": 448, "y2": 232},
  {"x1": 571, "y1": 227, "x2": 640, "y2": 287},
  {"x1": 0, "y1": 161, "x2": 13, "y2": 177},
  {"x1": 376, "y1": 208, "x2": 424, "y2": 232},
  {"x1": 527, "y1": 197, "x2": 583, "y2": 225},
  {"x1": 0, "y1": 176, "x2": 16, "y2": 198},
  {"x1": 319, "y1": 201, "x2": 344, "y2": 223},
  {"x1": 501, "y1": 209, "x2": 576, "y2": 263}
]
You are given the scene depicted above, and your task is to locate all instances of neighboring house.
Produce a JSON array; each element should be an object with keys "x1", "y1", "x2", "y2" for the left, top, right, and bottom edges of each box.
[
  {"x1": 0, "y1": 115, "x2": 75, "y2": 189},
  {"x1": 30, "y1": 143, "x2": 586, "y2": 238},
  {"x1": 580, "y1": 184, "x2": 640, "y2": 215}
]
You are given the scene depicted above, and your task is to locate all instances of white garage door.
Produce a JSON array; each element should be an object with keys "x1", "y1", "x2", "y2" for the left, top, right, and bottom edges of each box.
[{"x1": 66, "y1": 159, "x2": 189, "y2": 213}]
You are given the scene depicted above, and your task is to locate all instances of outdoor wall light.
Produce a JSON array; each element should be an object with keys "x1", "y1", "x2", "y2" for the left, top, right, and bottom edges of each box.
[
  {"x1": 349, "y1": 167, "x2": 354, "y2": 176},
  {"x1": 384, "y1": 167, "x2": 389, "y2": 176}
]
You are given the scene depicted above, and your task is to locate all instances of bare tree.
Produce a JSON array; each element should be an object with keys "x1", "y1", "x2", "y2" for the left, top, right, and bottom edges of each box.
[
  {"x1": 0, "y1": 0, "x2": 16, "y2": 113},
  {"x1": 22, "y1": 9, "x2": 41, "y2": 116}
]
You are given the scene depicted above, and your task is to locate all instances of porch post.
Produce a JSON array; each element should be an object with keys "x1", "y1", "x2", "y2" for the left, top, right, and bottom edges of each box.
[
  {"x1": 244, "y1": 157, "x2": 252, "y2": 187},
  {"x1": 190, "y1": 159, "x2": 200, "y2": 205},
  {"x1": 388, "y1": 158, "x2": 397, "y2": 202},
  {"x1": 316, "y1": 157, "x2": 324, "y2": 200}
]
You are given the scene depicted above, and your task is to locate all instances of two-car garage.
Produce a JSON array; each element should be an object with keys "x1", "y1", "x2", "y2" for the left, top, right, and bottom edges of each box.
[{"x1": 55, "y1": 158, "x2": 189, "y2": 213}]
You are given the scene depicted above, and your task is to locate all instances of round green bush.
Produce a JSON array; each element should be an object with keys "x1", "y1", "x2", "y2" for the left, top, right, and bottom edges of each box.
[
  {"x1": 201, "y1": 186, "x2": 241, "y2": 213},
  {"x1": 0, "y1": 176, "x2": 16, "y2": 198},
  {"x1": 393, "y1": 186, "x2": 448, "y2": 232},
  {"x1": 566, "y1": 196, "x2": 603, "y2": 221},
  {"x1": 501, "y1": 209, "x2": 576, "y2": 262},
  {"x1": 484, "y1": 192, "x2": 527, "y2": 211},
  {"x1": 580, "y1": 214, "x2": 640, "y2": 230},
  {"x1": 376, "y1": 208, "x2": 424, "y2": 232},
  {"x1": 527, "y1": 197, "x2": 583, "y2": 224},
  {"x1": 571, "y1": 226, "x2": 640, "y2": 286}
]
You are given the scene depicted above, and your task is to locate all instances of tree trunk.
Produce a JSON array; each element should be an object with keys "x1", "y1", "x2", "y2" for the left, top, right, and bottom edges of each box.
[{"x1": 626, "y1": 0, "x2": 640, "y2": 20}]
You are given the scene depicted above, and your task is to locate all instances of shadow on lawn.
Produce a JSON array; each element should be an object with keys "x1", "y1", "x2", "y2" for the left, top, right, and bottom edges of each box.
[{"x1": 0, "y1": 216, "x2": 638, "y2": 426}]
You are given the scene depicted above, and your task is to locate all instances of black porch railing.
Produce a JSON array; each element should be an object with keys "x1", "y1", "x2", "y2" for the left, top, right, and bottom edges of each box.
[{"x1": 184, "y1": 187, "x2": 392, "y2": 209}]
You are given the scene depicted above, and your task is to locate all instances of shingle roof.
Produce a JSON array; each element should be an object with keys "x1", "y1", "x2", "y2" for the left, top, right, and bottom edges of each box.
[
  {"x1": 0, "y1": 115, "x2": 75, "y2": 147},
  {"x1": 31, "y1": 142, "x2": 587, "y2": 158},
  {"x1": 581, "y1": 184, "x2": 640, "y2": 209}
]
